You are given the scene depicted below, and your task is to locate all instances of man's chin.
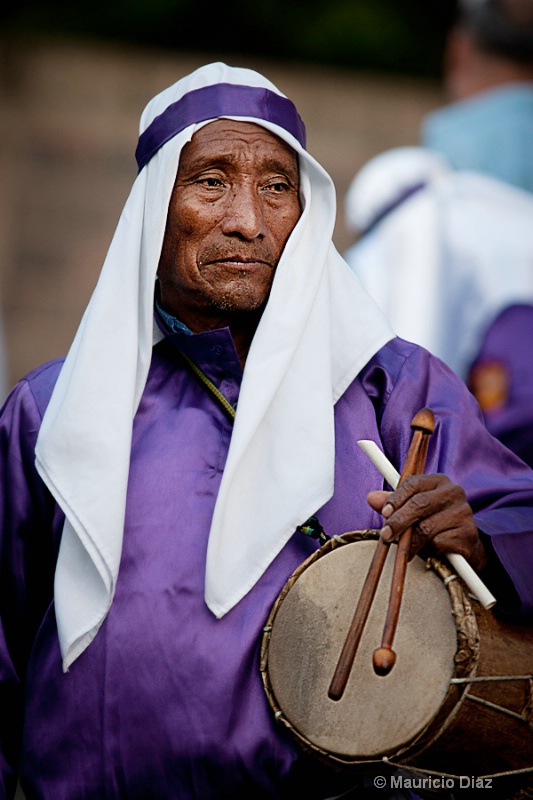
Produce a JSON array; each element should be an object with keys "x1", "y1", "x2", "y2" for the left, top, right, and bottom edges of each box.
[
  {"x1": 209, "y1": 299, "x2": 269, "y2": 317},
  {"x1": 207, "y1": 288, "x2": 271, "y2": 315}
]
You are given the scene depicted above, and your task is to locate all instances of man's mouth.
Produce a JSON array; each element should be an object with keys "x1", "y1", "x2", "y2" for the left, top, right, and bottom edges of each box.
[{"x1": 203, "y1": 257, "x2": 273, "y2": 269}]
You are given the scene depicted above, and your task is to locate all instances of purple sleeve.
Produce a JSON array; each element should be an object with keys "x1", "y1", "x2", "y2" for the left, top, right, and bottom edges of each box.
[
  {"x1": 361, "y1": 338, "x2": 533, "y2": 615},
  {"x1": 467, "y1": 304, "x2": 533, "y2": 468},
  {"x1": 0, "y1": 374, "x2": 61, "y2": 796}
]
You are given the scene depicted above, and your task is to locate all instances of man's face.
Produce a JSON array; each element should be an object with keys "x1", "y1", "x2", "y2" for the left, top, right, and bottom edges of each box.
[{"x1": 157, "y1": 119, "x2": 301, "y2": 329}]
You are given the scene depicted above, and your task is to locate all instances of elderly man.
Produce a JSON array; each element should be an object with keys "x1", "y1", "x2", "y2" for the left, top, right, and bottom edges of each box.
[{"x1": 1, "y1": 63, "x2": 533, "y2": 800}]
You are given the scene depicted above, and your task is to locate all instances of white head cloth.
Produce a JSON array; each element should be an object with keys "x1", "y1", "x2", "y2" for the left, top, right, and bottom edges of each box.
[
  {"x1": 344, "y1": 146, "x2": 533, "y2": 378},
  {"x1": 35, "y1": 63, "x2": 394, "y2": 670}
]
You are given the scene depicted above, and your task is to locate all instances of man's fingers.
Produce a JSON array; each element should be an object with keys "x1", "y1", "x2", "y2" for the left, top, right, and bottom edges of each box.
[
  {"x1": 366, "y1": 489, "x2": 391, "y2": 513},
  {"x1": 382, "y1": 473, "x2": 451, "y2": 510},
  {"x1": 368, "y1": 475, "x2": 452, "y2": 536},
  {"x1": 366, "y1": 474, "x2": 481, "y2": 566},
  {"x1": 408, "y1": 509, "x2": 473, "y2": 554}
]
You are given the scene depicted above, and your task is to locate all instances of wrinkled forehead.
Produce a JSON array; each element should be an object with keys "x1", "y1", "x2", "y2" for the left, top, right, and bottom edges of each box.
[
  {"x1": 135, "y1": 82, "x2": 306, "y2": 172},
  {"x1": 177, "y1": 119, "x2": 300, "y2": 176}
]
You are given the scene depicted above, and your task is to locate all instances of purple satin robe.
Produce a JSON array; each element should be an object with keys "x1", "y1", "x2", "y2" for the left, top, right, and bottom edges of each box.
[
  {"x1": 1, "y1": 330, "x2": 533, "y2": 800},
  {"x1": 468, "y1": 304, "x2": 533, "y2": 469}
]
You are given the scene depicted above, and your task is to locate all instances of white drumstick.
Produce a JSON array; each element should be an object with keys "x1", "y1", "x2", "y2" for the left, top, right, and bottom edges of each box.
[{"x1": 357, "y1": 439, "x2": 496, "y2": 609}]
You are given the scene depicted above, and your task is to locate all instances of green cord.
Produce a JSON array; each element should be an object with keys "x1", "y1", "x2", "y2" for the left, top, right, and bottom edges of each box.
[{"x1": 179, "y1": 351, "x2": 236, "y2": 422}]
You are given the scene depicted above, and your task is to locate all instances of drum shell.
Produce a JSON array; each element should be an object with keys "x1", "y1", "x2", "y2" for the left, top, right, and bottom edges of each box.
[
  {"x1": 405, "y1": 557, "x2": 533, "y2": 780},
  {"x1": 260, "y1": 531, "x2": 533, "y2": 794}
]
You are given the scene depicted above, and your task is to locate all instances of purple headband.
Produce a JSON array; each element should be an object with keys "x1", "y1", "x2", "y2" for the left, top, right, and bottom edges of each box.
[{"x1": 135, "y1": 82, "x2": 307, "y2": 172}]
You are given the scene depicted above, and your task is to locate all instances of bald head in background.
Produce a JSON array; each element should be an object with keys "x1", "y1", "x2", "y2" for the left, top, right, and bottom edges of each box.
[
  {"x1": 445, "y1": 0, "x2": 533, "y2": 99},
  {"x1": 423, "y1": 0, "x2": 533, "y2": 193}
]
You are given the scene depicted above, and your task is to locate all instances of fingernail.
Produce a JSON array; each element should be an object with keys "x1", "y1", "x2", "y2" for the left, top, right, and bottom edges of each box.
[
  {"x1": 381, "y1": 503, "x2": 394, "y2": 518},
  {"x1": 380, "y1": 524, "x2": 393, "y2": 541}
]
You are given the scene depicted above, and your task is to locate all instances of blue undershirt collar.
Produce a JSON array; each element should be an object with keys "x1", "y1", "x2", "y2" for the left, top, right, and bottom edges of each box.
[{"x1": 154, "y1": 294, "x2": 193, "y2": 335}]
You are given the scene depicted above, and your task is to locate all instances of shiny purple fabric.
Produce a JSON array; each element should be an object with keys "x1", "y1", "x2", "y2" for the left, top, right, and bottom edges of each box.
[
  {"x1": 135, "y1": 83, "x2": 307, "y2": 171},
  {"x1": 1, "y1": 331, "x2": 533, "y2": 799},
  {"x1": 468, "y1": 304, "x2": 533, "y2": 469}
]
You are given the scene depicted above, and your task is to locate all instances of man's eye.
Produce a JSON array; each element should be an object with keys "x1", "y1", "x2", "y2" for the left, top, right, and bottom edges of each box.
[
  {"x1": 198, "y1": 177, "x2": 224, "y2": 187},
  {"x1": 266, "y1": 181, "x2": 290, "y2": 192}
]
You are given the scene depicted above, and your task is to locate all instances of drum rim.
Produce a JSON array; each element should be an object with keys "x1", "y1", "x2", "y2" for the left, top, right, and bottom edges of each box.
[{"x1": 260, "y1": 529, "x2": 480, "y2": 767}]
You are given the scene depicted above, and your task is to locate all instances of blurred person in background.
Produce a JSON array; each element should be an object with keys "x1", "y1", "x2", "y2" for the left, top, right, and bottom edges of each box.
[
  {"x1": 423, "y1": 0, "x2": 533, "y2": 193},
  {"x1": 344, "y1": 0, "x2": 533, "y2": 467},
  {"x1": 344, "y1": 147, "x2": 533, "y2": 466}
]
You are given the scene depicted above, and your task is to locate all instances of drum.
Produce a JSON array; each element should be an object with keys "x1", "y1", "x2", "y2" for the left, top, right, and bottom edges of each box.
[{"x1": 260, "y1": 531, "x2": 533, "y2": 796}]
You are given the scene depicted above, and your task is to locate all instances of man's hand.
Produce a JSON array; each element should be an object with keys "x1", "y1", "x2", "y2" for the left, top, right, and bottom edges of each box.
[{"x1": 367, "y1": 474, "x2": 487, "y2": 571}]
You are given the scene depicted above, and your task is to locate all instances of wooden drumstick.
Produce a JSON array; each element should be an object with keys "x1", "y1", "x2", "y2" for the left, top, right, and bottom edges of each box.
[
  {"x1": 327, "y1": 536, "x2": 389, "y2": 700},
  {"x1": 373, "y1": 408, "x2": 434, "y2": 676},
  {"x1": 328, "y1": 408, "x2": 434, "y2": 699}
]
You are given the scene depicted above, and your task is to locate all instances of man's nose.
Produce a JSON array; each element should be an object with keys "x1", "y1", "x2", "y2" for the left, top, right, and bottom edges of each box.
[{"x1": 220, "y1": 185, "x2": 266, "y2": 240}]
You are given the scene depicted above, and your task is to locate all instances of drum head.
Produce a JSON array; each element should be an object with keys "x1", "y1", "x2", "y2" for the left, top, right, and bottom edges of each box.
[{"x1": 264, "y1": 538, "x2": 458, "y2": 760}]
